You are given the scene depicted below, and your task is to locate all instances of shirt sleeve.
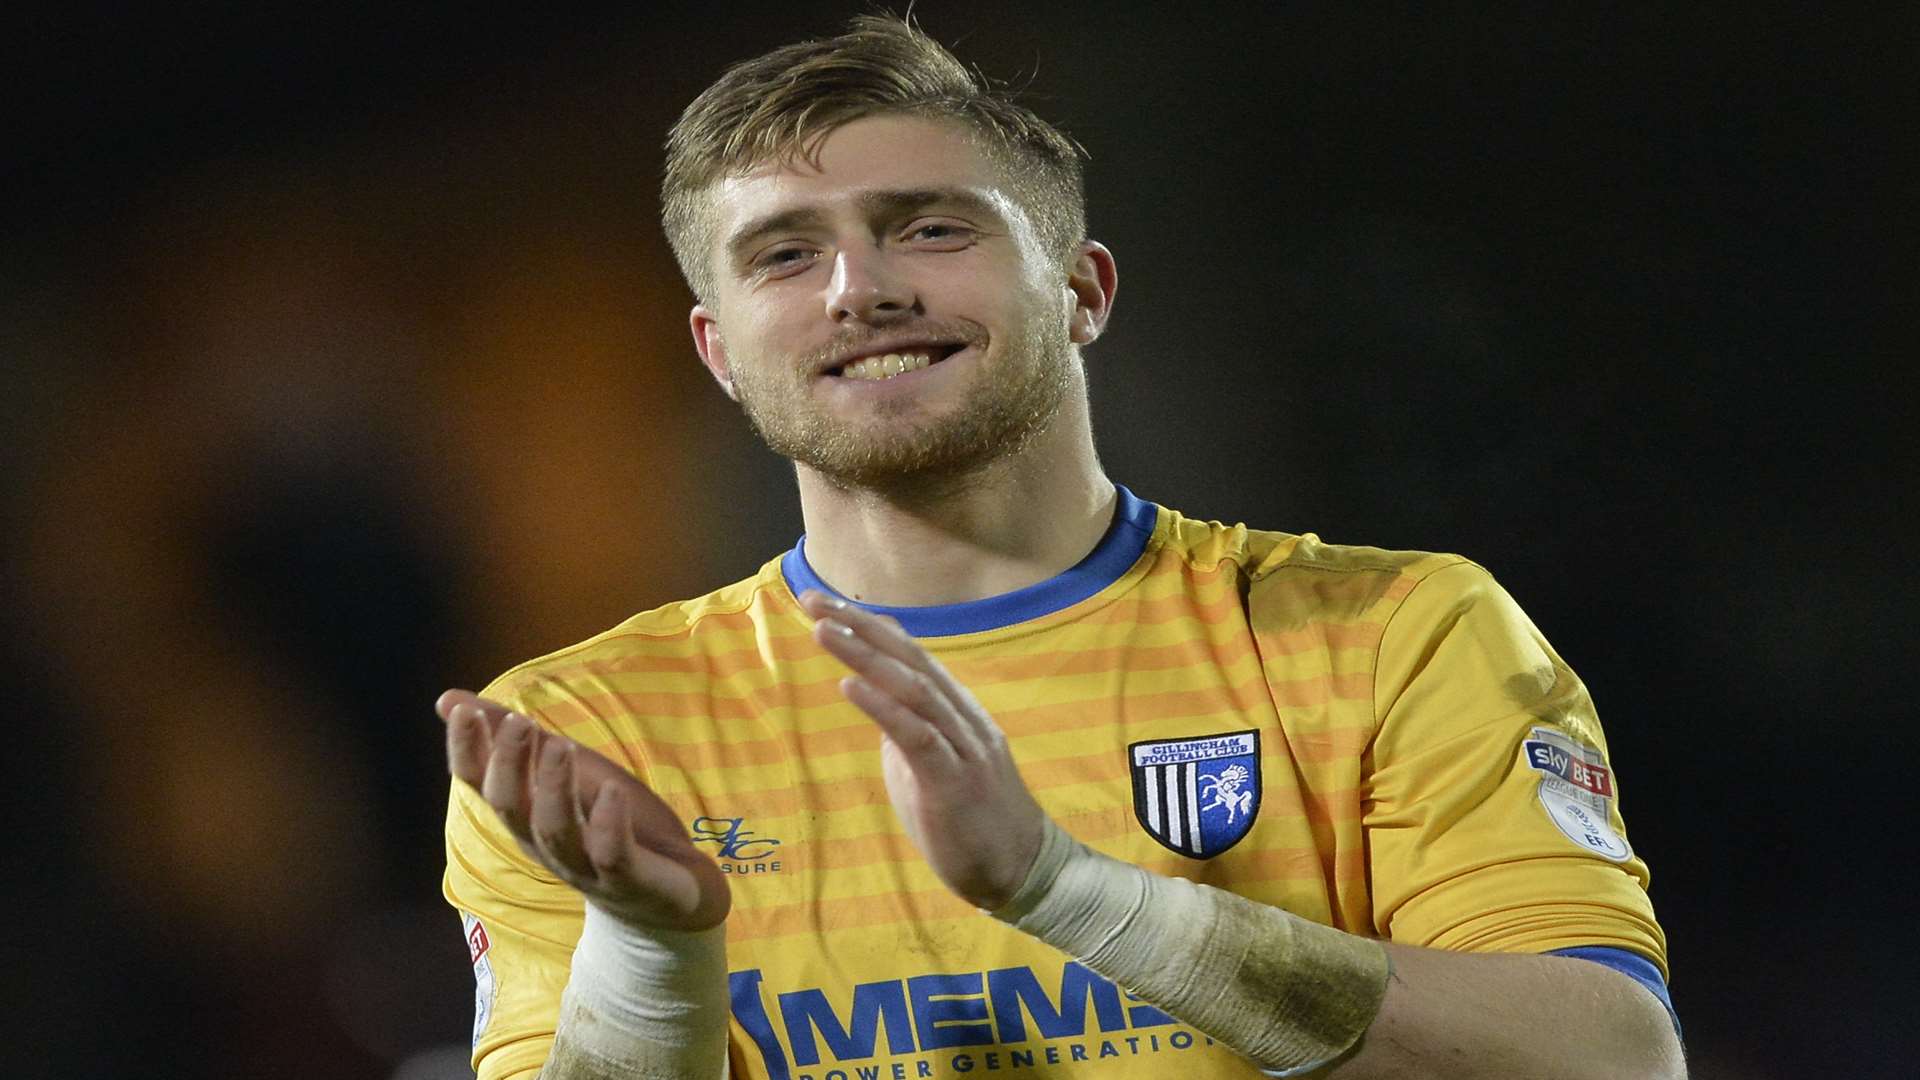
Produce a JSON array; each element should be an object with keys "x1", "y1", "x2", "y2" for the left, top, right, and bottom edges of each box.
[
  {"x1": 445, "y1": 778, "x2": 578, "y2": 1079},
  {"x1": 1364, "y1": 562, "x2": 1669, "y2": 978},
  {"x1": 441, "y1": 682, "x2": 591, "y2": 1080}
]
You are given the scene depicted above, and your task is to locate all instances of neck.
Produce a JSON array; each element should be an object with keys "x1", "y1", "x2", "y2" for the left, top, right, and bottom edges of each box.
[{"x1": 793, "y1": 396, "x2": 1114, "y2": 607}]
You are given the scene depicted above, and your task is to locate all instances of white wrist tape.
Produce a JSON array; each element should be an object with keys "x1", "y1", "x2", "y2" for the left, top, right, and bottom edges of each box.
[
  {"x1": 992, "y1": 820, "x2": 1390, "y2": 1077},
  {"x1": 548, "y1": 903, "x2": 730, "y2": 1080}
]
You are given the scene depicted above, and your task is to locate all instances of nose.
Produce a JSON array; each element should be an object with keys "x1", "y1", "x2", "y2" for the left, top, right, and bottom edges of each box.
[{"x1": 825, "y1": 245, "x2": 915, "y2": 323}]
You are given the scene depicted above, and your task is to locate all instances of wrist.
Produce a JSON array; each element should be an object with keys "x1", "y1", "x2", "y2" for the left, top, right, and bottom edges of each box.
[
  {"x1": 966, "y1": 816, "x2": 1052, "y2": 913},
  {"x1": 991, "y1": 819, "x2": 1389, "y2": 1076},
  {"x1": 554, "y1": 902, "x2": 730, "y2": 1078}
]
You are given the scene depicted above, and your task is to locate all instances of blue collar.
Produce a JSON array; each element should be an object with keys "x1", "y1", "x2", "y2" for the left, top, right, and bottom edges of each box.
[{"x1": 780, "y1": 485, "x2": 1158, "y2": 637}]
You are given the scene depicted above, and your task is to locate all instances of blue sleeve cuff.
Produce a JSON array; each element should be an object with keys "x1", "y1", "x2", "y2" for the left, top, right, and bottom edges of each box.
[{"x1": 1547, "y1": 946, "x2": 1682, "y2": 1038}]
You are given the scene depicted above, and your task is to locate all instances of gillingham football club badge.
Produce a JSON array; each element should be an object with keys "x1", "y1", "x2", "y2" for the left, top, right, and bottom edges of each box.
[
  {"x1": 1521, "y1": 727, "x2": 1632, "y2": 862},
  {"x1": 1129, "y1": 730, "x2": 1261, "y2": 858}
]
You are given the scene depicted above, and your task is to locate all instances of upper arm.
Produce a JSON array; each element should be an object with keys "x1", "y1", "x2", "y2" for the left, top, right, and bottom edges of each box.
[
  {"x1": 1542, "y1": 950, "x2": 1687, "y2": 1075},
  {"x1": 1363, "y1": 563, "x2": 1669, "y2": 973},
  {"x1": 1319, "y1": 943, "x2": 1686, "y2": 1080}
]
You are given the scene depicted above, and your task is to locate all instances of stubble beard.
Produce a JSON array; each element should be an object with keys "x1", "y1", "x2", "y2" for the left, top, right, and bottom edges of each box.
[{"x1": 729, "y1": 316, "x2": 1075, "y2": 491}]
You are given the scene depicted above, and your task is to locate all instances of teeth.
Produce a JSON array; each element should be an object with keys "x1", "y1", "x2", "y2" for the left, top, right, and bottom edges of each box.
[{"x1": 840, "y1": 351, "x2": 935, "y2": 381}]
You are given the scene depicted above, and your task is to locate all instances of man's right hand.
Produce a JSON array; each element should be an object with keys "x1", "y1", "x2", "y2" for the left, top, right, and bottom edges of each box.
[{"x1": 437, "y1": 689, "x2": 731, "y2": 932}]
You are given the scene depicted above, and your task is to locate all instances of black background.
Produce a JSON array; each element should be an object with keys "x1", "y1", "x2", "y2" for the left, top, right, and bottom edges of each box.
[{"x1": 6, "y1": 4, "x2": 1911, "y2": 1077}]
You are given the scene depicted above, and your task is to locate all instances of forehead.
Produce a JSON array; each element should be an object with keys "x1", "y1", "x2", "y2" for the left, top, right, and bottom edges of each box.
[{"x1": 708, "y1": 114, "x2": 1021, "y2": 238}]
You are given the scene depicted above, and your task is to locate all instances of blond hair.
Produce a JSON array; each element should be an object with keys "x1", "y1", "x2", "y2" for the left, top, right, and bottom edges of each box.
[{"x1": 661, "y1": 14, "x2": 1088, "y2": 303}]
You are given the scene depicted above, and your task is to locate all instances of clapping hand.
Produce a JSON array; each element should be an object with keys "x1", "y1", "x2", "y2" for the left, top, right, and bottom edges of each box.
[
  {"x1": 798, "y1": 590, "x2": 1048, "y2": 911},
  {"x1": 438, "y1": 690, "x2": 730, "y2": 931}
]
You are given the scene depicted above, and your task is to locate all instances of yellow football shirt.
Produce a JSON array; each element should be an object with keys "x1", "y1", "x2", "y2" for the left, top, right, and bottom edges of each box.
[{"x1": 444, "y1": 487, "x2": 1666, "y2": 1079}]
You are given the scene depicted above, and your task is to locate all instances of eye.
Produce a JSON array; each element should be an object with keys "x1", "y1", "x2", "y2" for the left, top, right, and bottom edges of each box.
[
  {"x1": 903, "y1": 220, "x2": 976, "y2": 250},
  {"x1": 751, "y1": 245, "x2": 819, "y2": 278}
]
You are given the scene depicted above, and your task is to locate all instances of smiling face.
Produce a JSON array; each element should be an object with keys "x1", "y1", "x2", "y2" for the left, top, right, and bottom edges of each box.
[{"x1": 689, "y1": 114, "x2": 1098, "y2": 489}]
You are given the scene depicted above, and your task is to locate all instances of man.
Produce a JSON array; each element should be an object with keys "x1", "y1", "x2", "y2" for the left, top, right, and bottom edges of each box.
[{"x1": 441, "y1": 16, "x2": 1683, "y2": 1079}]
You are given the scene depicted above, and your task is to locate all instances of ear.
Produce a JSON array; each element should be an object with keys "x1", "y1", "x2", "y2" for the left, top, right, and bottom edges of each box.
[
  {"x1": 689, "y1": 304, "x2": 738, "y2": 401},
  {"x1": 1065, "y1": 240, "x2": 1118, "y2": 345}
]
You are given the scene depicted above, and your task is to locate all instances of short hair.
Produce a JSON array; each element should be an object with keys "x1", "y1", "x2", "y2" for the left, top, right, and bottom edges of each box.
[{"x1": 661, "y1": 14, "x2": 1088, "y2": 304}]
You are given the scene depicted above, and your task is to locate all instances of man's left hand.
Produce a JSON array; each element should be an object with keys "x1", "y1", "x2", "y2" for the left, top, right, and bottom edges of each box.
[{"x1": 799, "y1": 589, "x2": 1047, "y2": 911}]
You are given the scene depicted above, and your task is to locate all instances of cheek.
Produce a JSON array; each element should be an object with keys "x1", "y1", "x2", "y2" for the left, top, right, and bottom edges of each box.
[
  {"x1": 953, "y1": 268, "x2": 1051, "y2": 326},
  {"x1": 1001, "y1": 279, "x2": 1071, "y2": 337},
  {"x1": 1005, "y1": 259, "x2": 1074, "y2": 327},
  {"x1": 725, "y1": 317, "x2": 793, "y2": 371}
]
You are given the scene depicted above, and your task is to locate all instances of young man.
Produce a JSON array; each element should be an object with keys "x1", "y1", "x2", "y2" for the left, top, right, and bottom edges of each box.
[{"x1": 441, "y1": 16, "x2": 1683, "y2": 1079}]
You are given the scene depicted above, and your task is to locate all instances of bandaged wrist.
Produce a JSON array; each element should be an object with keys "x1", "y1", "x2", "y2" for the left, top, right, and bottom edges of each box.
[
  {"x1": 550, "y1": 903, "x2": 730, "y2": 1079},
  {"x1": 992, "y1": 819, "x2": 1390, "y2": 1077}
]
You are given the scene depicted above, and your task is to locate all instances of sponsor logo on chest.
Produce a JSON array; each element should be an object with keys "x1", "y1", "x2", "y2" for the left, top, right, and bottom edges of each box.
[
  {"x1": 691, "y1": 815, "x2": 786, "y2": 874},
  {"x1": 728, "y1": 961, "x2": 1225, "y2": 1079}
]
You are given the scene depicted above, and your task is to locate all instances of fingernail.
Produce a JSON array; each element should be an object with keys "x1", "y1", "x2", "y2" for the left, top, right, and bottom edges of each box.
[
  {"x1": 539, "y1": 737, "x2": 566, "y2": 769},
  {"x1": 822, "y1": 618, "x2": 856, "y2": 639}
]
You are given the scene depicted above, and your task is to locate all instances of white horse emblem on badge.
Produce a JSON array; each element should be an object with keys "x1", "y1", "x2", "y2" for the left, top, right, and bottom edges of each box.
[
  {"x1": 1202, "y1": 764, "x2": 1254, "y2": 824},
  {"x1": 1129, "y1": 730, "x2": 1262, "y2": 858}
]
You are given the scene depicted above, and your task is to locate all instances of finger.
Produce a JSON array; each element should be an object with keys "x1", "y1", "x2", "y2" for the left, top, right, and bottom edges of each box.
[
  {"x1": 445, "y1": 702, "x2": 494, "y2": 788},
  {"x1": 818, "y1": 619, "x2": 987, "y2": 760},
  {"x1": 843, "y1": 674, "x2": 964, "y2": 773},
  {"x1": 801, "y1": 592, "x2": 981, "y2": 717},
  {"x1": 797, "y1": 592, "x2": 922, "y2": 664},
  {"x1": 800, "y1": 591, "x2": 924, "y2": 668},
  {"x1": 438, "y1": 689, "x2": 520, "y2": 733},
  {"x1": 439, "y1": 690, "x2": 498, "y2": 787},
  {"x1": 496, "y1": 729, "x2": 699, "y2": 862},
  {"x1": 529, "y1": 737, "x2": 596, "y2": 882},
  {"x1": 480, "y1": 711, "x2": 539, "y2": 839},
  {"x1": 571, "y1": 749, "x2": 699, "y2": 857},
  {"x1": 582, "y1": 785, "x2": 704, "y2": 924},
  {"x1": 436, "y1": 689, "x2": 471, "y2": 722}
]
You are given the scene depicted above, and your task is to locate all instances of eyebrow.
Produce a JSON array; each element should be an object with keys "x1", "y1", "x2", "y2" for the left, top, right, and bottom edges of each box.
[{"x1": 723, "y1": 187, "x2": 1007, "y2": 267}]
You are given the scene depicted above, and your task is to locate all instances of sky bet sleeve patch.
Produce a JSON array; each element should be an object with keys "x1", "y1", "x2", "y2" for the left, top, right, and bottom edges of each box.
[{"x1": 1521, "y1": 727, "x2": 1632, "y2": 862}]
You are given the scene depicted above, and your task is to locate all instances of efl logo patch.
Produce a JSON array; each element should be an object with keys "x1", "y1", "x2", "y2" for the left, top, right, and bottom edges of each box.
[
  {"x1": 1129, "y1": 730, "x2": 1261, "y2": 858},
  {"x1": 1522, "y1": 727, "x2": 1632, "y2": 862},
  {"x1": 462, "y1": 913, "x2": 496, "y2": 1049}
]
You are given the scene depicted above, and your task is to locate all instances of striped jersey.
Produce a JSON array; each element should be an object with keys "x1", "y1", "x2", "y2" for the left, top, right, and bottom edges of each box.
[{"x1": 444, "y1": 486, "x2": 1667, "y2": 1079}]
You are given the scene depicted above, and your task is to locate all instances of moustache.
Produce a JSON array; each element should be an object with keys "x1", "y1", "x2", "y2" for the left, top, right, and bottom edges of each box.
[{"x1": 803, "y1": 320, "x2": 988, "y2": 371}]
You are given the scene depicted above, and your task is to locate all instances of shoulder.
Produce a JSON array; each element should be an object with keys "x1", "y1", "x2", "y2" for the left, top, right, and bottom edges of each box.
[
  {"x1": 1150, "y1": 503, "x2": 1479, "y2": 625},
  {"x1": 480, "y1": 556, "x2": 793, "y2": 706},
  {"x1": 1261, "y1": 532, "x2": 1475, "y2": 589}
]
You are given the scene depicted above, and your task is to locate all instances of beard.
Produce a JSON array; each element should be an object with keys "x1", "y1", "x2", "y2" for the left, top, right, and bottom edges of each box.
[{"x1": 727, "y1": 312, "x2": 1075, "y2": 490}]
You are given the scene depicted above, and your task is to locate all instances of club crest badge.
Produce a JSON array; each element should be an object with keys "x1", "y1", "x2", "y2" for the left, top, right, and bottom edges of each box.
[
  {"x1": 1129, "y1": 730, "x2": 1261, "y2": 858},
  {"x1": 1521, "y1": 727, "x2": 1632, "y2": 863}
]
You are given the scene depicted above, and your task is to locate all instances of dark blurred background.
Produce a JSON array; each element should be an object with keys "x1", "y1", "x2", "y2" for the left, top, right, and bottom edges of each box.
[{"x1": 5, "y1": 3, "x2": 1910, "y2": 1077}]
